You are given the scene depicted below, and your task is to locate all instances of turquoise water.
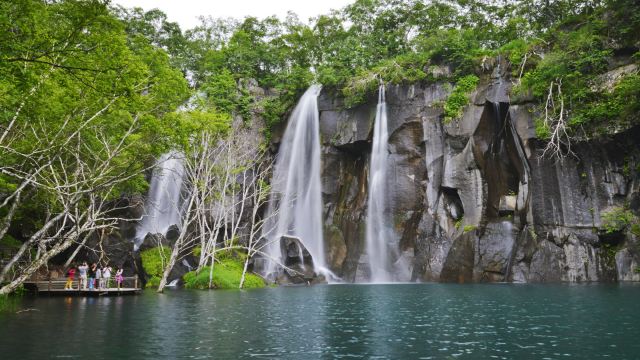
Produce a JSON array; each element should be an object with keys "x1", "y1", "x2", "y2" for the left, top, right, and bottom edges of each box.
[{"x1": 1, "y1": 284, "x2": 639, "y2": 359}]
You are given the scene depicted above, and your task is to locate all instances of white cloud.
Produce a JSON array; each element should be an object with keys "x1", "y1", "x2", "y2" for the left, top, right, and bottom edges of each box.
[{"x1": 112, "y1": 0, "x2": 354, "y2": 29}]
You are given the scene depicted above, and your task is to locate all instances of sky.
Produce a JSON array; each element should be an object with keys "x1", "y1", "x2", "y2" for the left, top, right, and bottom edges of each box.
[{"x1": 112, "y1": 0, "x2": 355, "y2": 29}]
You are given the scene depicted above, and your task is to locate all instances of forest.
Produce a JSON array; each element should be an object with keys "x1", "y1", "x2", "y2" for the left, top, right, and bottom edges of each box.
[{"x1": 1, "y1": 0, "x2": 639, "y2": 297}]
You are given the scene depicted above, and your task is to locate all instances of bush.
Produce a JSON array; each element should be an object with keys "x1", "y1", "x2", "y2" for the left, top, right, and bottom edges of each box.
[
  {"x1": 140, "y1": 246, "x2": 171, "y2": 288},
  {"x1": 444, "y1": 75, "x2": 479, "y2": 123},
  {"x1": 183, "y1": 257, "x2": 264, "y2": 290},
  {"x1": 0, "y1": 235, "x2": 21, "y2": 258},
  {"x1": 601, "y1": 207, "x2": 636, "y2": 234},
  {"x1": 498, "y1": 38, "x2": 530, "y2": 68}
]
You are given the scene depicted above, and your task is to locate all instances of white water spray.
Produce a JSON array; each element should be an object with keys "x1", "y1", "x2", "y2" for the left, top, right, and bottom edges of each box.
[
  {"x1": 261, "y1": 85, "x2": 333, "y2": 280},
  {"x1": 365, "y1": 84, "x2": 393, "y2": 282},
  {"x1": 135, "y1": 151, "x2": 185, "y2": 246}
]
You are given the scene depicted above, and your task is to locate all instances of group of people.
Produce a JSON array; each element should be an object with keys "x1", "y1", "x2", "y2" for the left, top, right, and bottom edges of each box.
[{"x1": 64, "y1": 262, "x2": 125, "y2": 290}]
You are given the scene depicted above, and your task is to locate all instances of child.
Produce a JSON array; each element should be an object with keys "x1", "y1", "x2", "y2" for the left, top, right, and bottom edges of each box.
[
  {"x1": 115, "y1": 268, "x2": 124, "y2": 290},
  {"x1": 64, "y1": 265, "x2": 76, "y2": 290}
]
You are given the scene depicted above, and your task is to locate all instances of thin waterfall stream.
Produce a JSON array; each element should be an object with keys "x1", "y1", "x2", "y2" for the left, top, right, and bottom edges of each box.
[{"x1": 365, "y1": 84, "x2": 393, "y2": 282}]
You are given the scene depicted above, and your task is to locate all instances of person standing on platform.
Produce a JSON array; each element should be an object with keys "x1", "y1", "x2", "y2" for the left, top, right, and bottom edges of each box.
[
  {"x1": 96, "y1": 266, "x2": 103, "y2": 289},
  {"x1": 103, "y1": 265, "x2": 112, "y2": 289},
  {"x1": 115, "y1": 267, "x2": 124, "y2": 290},
  {"x1": 88, "y1": 263, "x2": 97, "y2": 290},
  {"x1": 64, "y1": 265, "x2": 76, "y2": 290},
  {"x1": 78, "y1": 262, "x2": 89, "y2": 290}
]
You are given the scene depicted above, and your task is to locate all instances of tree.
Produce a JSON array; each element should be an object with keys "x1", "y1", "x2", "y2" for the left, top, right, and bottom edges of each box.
[{"x1": 0, "y1": 0, "x2": 190, "y2": 293}]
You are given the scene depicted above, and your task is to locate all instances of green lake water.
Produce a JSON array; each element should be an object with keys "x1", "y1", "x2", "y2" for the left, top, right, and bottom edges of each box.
[{"x1": 1, "y1": 283, "x2": 639, "y2": 359}]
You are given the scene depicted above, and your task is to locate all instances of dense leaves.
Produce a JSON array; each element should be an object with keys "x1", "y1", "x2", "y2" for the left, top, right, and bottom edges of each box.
[{"x1": 0, "y1": 0, "x2": 201, "y2": 251}]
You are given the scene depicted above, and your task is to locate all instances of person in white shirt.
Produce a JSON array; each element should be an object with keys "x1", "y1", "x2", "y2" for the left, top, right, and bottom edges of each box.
[{"x1": 103, "y1": 266, "x2": 112, "y2": 289}]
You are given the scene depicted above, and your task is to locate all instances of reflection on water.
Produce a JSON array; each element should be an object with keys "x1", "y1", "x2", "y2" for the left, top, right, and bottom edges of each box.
[{"x1": 1, "y1": 284, "x2": 639, "y2": 359}]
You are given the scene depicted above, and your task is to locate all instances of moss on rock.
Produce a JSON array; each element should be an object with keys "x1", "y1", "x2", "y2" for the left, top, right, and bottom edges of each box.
[
  {"x1": 183, "y1": 258, "x2": 265, "y2": 290},
  {"x1": 140, "y1": 246, "x2": 171, "y2": 288}
]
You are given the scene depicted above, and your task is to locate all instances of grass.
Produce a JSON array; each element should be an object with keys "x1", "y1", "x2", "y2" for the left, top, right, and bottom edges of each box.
[{"x1": 183, "y1": 257, "x2": 265, "y2": 290}]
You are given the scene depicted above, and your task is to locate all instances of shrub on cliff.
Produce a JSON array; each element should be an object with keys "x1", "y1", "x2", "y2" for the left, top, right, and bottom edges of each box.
[
  {"x1": 444, "y1": 75, "x2": 480, "y2": 123},
  {"x1": 601, "y1": 207, "x2": 637, "y2": 234}
]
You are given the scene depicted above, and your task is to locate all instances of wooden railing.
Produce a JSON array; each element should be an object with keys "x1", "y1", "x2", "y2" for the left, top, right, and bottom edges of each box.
[{"x1": 26, "y1": 275, "x2": 140, "y2": 292}]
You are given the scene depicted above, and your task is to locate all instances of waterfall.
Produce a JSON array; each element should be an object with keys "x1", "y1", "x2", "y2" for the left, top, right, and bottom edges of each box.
[
  {"x1": 135, "y1": 151, "x2": 185, "y2": 246},
  {"x1": 260, "y1": 85, "x2": 333, "y2": 280},
  {"x1": 365, "y1": 85, "x2": 393, "y2": 282}
]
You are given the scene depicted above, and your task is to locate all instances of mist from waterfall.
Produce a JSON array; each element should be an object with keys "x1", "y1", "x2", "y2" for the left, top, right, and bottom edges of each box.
[
  {"x1": 260, "y1": 85, "x2": 333, "y2": 280},
  {"x1": 365, "y1": 84, "x2": 393, "y2": 282},
  {"x1": 135, "y1": 151, "x2": 185, "y2": 246}
]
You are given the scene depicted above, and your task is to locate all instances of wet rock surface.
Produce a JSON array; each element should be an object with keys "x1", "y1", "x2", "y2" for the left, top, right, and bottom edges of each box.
[
  {"x1": 316, "y1": 70, "x2": 640, "y2": 283},
  {"x1": 276, "y1": 236, "x2": 320, "y2": 285}
]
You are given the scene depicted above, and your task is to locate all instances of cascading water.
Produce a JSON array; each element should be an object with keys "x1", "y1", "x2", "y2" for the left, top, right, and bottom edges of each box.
[
  {"x1": 365, "y1": 84, "x2": 393, "y2": 282},
  {"x1": 135, "y1": 151, "x2": 185, "y2": 247},
  {"x1": 260, "y1": 85, "x2": 333, "y2": 280}
]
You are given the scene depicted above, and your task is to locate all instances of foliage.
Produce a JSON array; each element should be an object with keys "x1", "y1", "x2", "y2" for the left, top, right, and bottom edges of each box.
[
  {"x1": 343, "y1": 53, "x2": 429, "y2": 107},
  {"x1": 183, "y1": 257, "x2": 264, "y2": 290},
  {"x1": 498, "y1": 39, "x2": 532, "y2": 69},
  {"x1": 601, "y1": 207, "x2": 636, "y2": 234},
  {"x1": 140, "y1": 246, "x2": 171, "y2": 288},
  {"x1": 463, "y1": 225, "x2": 477, "y2": 234},
  {"x1": 455, "y1": 218, "x2": 463, "y2": 230},
  {"x1": 514, "y1": 1, "x2": 640, "y2": 139},
  {"x1": 600, "y1": 242, "x2": 619, "y2": 264},
  {"x1": 0, "y1": 235, "x2": 21, "y2": 258},
  {"x1": 192, "y1": 246, "x2": 202, "y2": 258},
  {"x1": 109, "y1": 0, "x2": 640, "y2": 138},
  {"x1": 570, "y1": 74, "x2": 640, "y2": 135},
  {"x1": 444, "y1": 75, "x2": 480, "y2": 123},
  {"x1": 0, "y1": 0, "x2": 193, "y2": 241},
  {"x1": 0, "y1": 294, "x2": 20, "y2": 313}
]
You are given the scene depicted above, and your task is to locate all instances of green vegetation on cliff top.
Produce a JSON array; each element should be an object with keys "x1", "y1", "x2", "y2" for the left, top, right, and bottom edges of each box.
[{"x1": 157, "y1": 0, "x2": 639, "y2": 138}]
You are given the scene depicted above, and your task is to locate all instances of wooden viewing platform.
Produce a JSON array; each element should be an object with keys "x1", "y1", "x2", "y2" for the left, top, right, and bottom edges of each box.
[{"x1": 24, "y1": 276, "x2": 142, "y2": 296}]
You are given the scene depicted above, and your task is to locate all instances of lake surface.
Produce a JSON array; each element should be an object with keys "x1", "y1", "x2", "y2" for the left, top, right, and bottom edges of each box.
[{"x1": 1, "y1": 283, "x2": 639, "y2": 359}]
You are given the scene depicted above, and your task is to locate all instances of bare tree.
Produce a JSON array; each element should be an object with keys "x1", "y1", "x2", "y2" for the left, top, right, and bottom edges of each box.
[
  {"x1": 540, "y1": 79, "x2": 576, "y2": 160},
  {"x1": 154, "y1": 122, "x2": 298, "y2": 292},
  {"x1": 0, "y1": 105, "x2": 153, "y2": 295}
]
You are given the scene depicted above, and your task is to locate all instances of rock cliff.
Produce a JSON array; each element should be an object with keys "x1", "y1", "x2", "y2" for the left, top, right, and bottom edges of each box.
[{"x1": 314, "y1": 64, "x2": 640, "y2": 283}]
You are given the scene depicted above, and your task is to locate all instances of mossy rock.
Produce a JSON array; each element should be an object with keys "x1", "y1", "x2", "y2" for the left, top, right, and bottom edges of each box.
[
  {"x1": 140, "y1": 246, "x2": 171, "y2": 288},
  {"x1": 183, "y1": 258, "x2": 265, "y2": 290}
]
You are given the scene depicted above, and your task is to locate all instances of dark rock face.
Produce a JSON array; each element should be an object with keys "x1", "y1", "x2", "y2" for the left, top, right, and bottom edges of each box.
[
  {"x1": 276, "y1": 236, "x2": 320, "y2": 284},
  {"x1": 315, "y1": 69, "x2": 640, "y2": 283}
]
